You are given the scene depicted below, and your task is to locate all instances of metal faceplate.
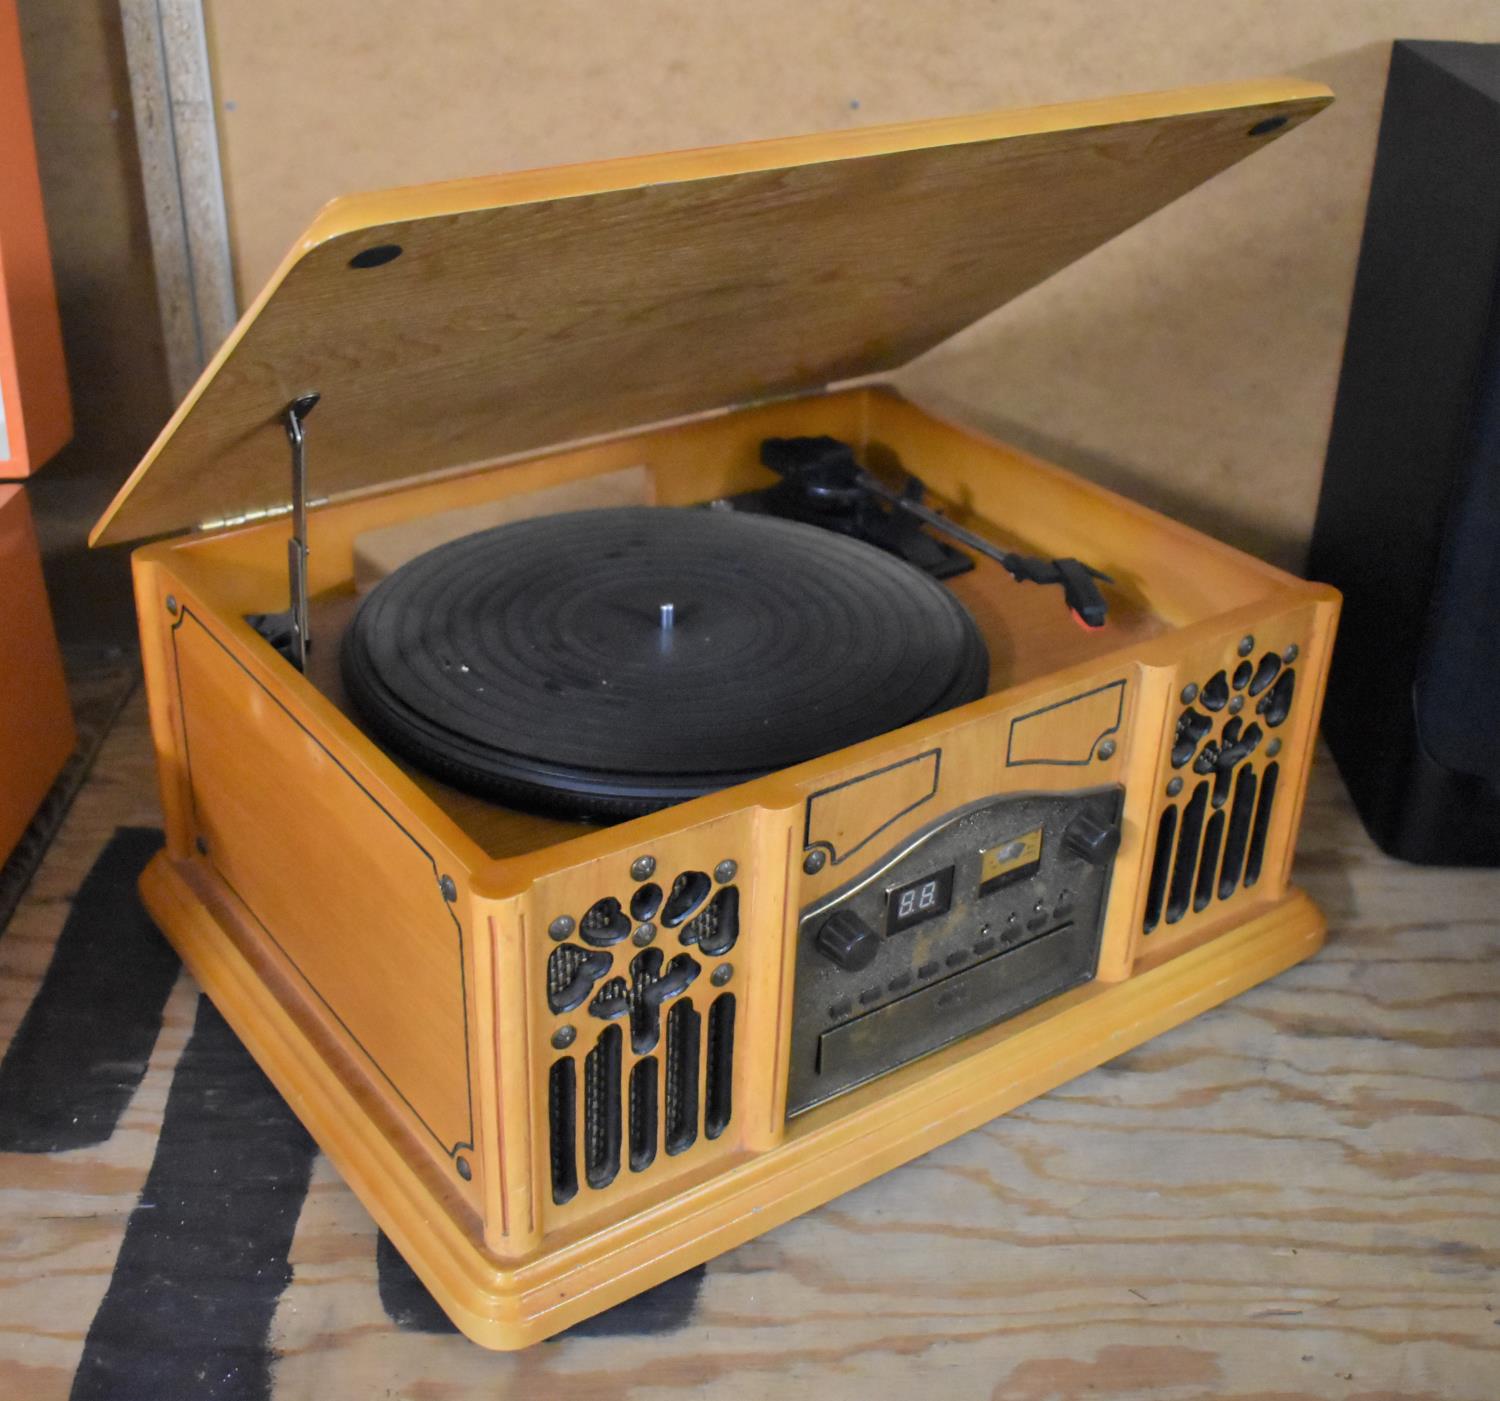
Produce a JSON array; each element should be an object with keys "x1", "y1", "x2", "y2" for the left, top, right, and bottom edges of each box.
[{"x1": 787, "y1": 787, "x2": 1124, "y2": 1115}]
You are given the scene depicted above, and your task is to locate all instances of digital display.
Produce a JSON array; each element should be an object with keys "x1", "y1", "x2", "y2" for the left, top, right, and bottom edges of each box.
[{"x1": 885, "y1": 865, "x2": 955, "y2": 936}]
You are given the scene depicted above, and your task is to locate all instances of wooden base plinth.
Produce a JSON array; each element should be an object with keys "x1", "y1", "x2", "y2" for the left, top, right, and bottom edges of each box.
[{"x1": 141, "y1": 850, "x2": 1325, "y2": 1349}]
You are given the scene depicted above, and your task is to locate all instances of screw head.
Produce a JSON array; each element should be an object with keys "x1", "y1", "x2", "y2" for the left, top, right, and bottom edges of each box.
[
  {"x1": 194, "y1": 834, "x2": 209, "y2": 856},
  {"x1": 1283, "y1": 643, "x2": 1299, "y2": 663},
  {"x1": 455, "y1": 1155, "x2": 472, "y2": 1181},
  {"x1": 630, "y1": 855, "x2": 657, "y2": 881},
  {"x1": 632, "y1": 922, "x2": 657, "y2": 947},
  {"x1": 713, "y1": 859, "x2": 737, "y2": 884},
  {"x1": 1166, "y1": 777, "x2": 1183, "y2": 797},
  {"x1": 165, "y1": 595, "x2": 180, "y2": 616},
  {"x1": 551, "y1": 1025, "x2": 577, "y2": 1050},
  {"x1": 1096, "y1": 739, "x2": 1117, "y2": 761},
  {"x1": 803, "y1": 849, "x2": 827, "y2": 875},
  {"x1": 439, "y1": 874, "x2": 457, "y2": 902},
  {"x1": 1266, "y1": 738, "x2": 1283, "y2": 758},
  {"x1": 1180, "y1": 682, "x2": 1199, "y2": 704},
  {"x1": 1238, "y1": 635, "x2": 1256, "y2": 657},
  {"x1": 711, "y1": 963, "x2": 733, "y2": 987},
  {"x1": 548, "y1": 915, "x2": 575, "y2": 941},
  {"x1": 1228, "y1": 695, "x2": 1244, "y2": 715}
]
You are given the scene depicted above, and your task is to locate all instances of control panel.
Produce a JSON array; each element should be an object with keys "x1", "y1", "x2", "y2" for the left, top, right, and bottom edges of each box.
[{"x1": 787, "y1": 787, "x2": 1123, "y2": 1115}]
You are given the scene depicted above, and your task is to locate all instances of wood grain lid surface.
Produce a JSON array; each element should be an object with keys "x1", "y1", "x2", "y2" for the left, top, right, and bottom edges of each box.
[{"x1": 91, "y1": 78, "x2": 1330, "y2": 545}]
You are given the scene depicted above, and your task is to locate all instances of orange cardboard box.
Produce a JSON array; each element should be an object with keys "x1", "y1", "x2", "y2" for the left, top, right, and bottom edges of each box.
[
  {"x1": 0, "y1": 485, "x2": 74, "y2": 862},
  {"x1": 0, "y1": 0, "x2": 71, "y2": 479}
]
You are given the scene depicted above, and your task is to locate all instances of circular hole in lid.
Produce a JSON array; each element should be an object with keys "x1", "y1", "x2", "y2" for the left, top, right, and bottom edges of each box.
[{"x1": 349, "y1": 243, "x2": 403, "y2": 269}]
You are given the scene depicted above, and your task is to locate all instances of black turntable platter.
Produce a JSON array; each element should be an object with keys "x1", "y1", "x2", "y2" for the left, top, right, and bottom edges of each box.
[{"x1": 341, "y1": 506, "x2": 989, "y2": 819}]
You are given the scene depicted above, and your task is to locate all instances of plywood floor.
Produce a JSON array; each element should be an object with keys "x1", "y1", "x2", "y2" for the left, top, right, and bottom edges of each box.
[{"x1": 1, "y1": 691, "x2": 1497, "y2": 1399}]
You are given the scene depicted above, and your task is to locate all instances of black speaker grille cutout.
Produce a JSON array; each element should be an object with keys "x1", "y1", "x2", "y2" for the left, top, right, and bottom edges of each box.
[
  {"x1": 584, "y1": 1026, "x2": 622, "y2": 1190},
  {"x1": 1143, "y1": 806, "x2": 1178, "y2": 933},
  {"x1": 629, "y1": 1057, "x2": 658, "y2": 1173},
  {"x1": 1245, "y1": 761, "x2": 1280, "y2": 886},
  {"x1": 662, "y1": 871, "x2": 712, "y2": 928},
  {"x1": 705, "y1": 993, "x2": 736, "y2": 1140},
  {"x1": 548, "y1": 1058, "x2": 578, "y2": 1205},
  {"x1": 1167, "y1": 782, "x2": 1208, "y2": 923},
  {"x1": 665, "y1": 1000, "x2": 701, "y2": 1156},
  {"x1": 680, "y1": 885, "x2": 739, "y2": 955},
  {"x1": 1219, "y1": 766, "x2": 1258, "y2": 898},
  {"x1": 1195, "y1": 811, "x2": 1225, "y2": 913}
]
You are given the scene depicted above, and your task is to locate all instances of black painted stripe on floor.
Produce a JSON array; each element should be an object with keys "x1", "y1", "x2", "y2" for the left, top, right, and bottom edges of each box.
[
  {"x1": 377, "y1": 1228, "x2": 705, "y2": 1339},
  {"x1": 70, "y1": 995, "x2": 317, "y2": 1401},
  {"x1": 0, "y1": 827, "x2": 178, "y2": 1152}
]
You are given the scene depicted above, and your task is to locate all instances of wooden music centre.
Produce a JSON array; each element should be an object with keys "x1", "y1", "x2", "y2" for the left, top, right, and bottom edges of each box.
[{"x1": 91, "y1": 78, "x2": 1339, "y2": 1347}]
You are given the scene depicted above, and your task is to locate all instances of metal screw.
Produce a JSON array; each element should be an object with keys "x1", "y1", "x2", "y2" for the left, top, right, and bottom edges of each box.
[
  {"x1": 165, "y1": 595, "x2": 180, "y2": 616},
  {"x1": 1096, "y1": 739, "x2": 1116, "y2": 761},
  {"x1": 803, "y1": 849, "x2": 827, "y2": 875},
  {"x1": 1283, "y1": 643, "x2": 1299, "y2": 663},
  {"x1": 439, "y1": 874, "x2": 457, "y2": 902},
  {"x1": 711, "y1": 963, "x2": 733, "y2": 986},
  {"x1": 1238, "y1": 635, "x2": 1255, "y2": 657},
  {"x1": 1180, "y1": 683, "x2": 1199, "y2": 704},
  {"x1": 1166, "y1": 777, "x2": 1183, "y2": 797},
  {"x1": 1228, "y1": 695, "x2": 1244, "y2": 715},
  {"x1": 194, "y1": 834, "x2": 209, "y2": 856},
  {"x1": 713, "y1": 859, "x2": 737, "y2": 884},
  {"x1": 1266, "y1": 738, "x2": 1283, "y2": 758},
  {"x1": 632, "y1": 922, "x2": 657, "y2": 947},
  {"x1": 548, "y1": 915, "x2": 575, "y2": 941},
  {"x1": 630, "y1": 855, "x2": 657, "y2": 881},
  {"x1": 551, "y1": 1025, "x2": 577, "y2": 1050},
  {"x1": 455, "y1": 1155, "x2": 472, "y2": 1182}
]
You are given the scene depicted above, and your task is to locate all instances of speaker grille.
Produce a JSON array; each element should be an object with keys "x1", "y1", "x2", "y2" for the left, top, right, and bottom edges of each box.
[{"x1": 1144, "y1": 639, "x2": 1300, "y2": 937}]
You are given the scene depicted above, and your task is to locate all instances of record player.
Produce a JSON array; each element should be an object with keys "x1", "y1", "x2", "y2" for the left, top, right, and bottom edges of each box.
[{"x1": 92, "y1": 78, "x2": 1339, "y2": 1347}]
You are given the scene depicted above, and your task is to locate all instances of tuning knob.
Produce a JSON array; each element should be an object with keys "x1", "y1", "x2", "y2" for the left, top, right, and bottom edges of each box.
[
  {"x1": 1062, "y1": 812, "x2": 1121, "y2": 866},
  {"x1": 814, "y1": 909, "x2": 880, "y2": 972}
]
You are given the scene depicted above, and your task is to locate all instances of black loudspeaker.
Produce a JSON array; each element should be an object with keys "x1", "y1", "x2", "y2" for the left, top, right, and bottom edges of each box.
[{"x1": 1309, "y1": 40, "x2": 1500, "y2": 865}]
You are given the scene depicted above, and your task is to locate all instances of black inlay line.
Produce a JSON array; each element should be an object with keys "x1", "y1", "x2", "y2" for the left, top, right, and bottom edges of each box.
[
  {"x1": 804, "y1": 747, "x2": 942, "y2": 866},
  {"x1": 70, "y1": 995, "x2": 317, "y2": 1401},
  {"x1": 1165, "y1": 782, "x2": 1208, "y2": 924},
  {"x1": 0, "y1": 828, "x2": 178, "y2": 1153},
  {"x1": 1219, "y1": 766, "x2": 1258, "y2": 898},
  {"x1": 1194, "y1": 811, "x2": 1225, "y2": 913},
  {"x1": 171, "y1": 607, "x2": 474, "y2": 1157},
  {"x1": 1245, "y1": 761, "x2": 1280, "y2": 887},
  {"x1": 375, "y1": 1229, "x2": 706, "y2": 1339},
  {"x1": 1142, "y1": 805, "x2": 1177, "y2": 934},
  {"x1": 1005, "y1": 679, "x2": 1126, "y2": 767}
]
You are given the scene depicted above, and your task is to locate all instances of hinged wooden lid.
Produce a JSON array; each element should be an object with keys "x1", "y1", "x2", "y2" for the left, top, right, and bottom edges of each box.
[{"x1": 91, "y1": 78, "x2": 1329, "y2": 546}]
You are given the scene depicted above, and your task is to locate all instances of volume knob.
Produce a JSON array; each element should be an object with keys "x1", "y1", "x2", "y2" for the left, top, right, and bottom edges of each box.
[
  {"x1": 814, "y1": 909, "x2": 880, "y2": 972},
  {"x1": 1062, "y1": 812, "x2": 1121, "y2": 866}
]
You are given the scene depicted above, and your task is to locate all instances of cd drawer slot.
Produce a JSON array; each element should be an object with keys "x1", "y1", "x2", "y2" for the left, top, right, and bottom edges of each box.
[{"x1": 813, "y1": 923, "x2": 1095, "y2": 1089}]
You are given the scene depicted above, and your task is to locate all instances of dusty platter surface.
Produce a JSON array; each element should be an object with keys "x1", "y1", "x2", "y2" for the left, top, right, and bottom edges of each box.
[{"x1": 341, "y1": 506, "x2": 989, "y2": 818}]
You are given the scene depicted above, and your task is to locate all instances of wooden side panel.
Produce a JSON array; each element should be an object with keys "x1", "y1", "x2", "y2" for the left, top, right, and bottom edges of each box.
[
  {"x1": 170, "y1": 605, "x2": 476, "y2": 1165},
  {"x1": 0, "y1": 486, "x2": 74, "y2": 860}
]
